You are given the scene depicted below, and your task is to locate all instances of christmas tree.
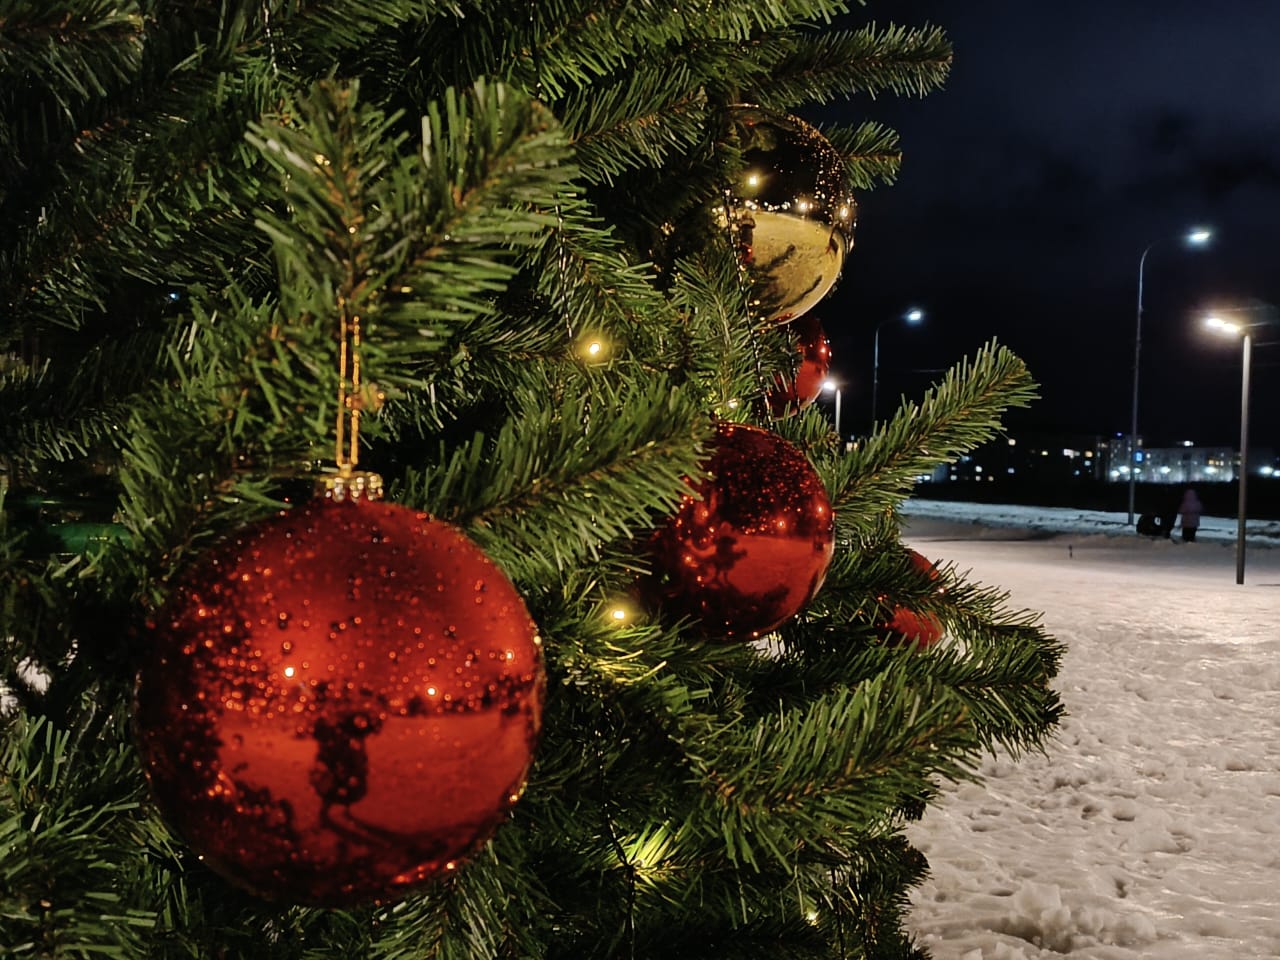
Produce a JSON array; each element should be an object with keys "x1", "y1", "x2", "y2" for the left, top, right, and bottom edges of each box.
[{"x1": 1, "y1": 3, "x2": 1063, "y2": 957}]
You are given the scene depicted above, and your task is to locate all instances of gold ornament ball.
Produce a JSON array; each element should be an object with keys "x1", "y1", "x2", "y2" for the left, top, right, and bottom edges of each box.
[{"x1": 723, "y1": 105, "x2": 857, "y2": 323}]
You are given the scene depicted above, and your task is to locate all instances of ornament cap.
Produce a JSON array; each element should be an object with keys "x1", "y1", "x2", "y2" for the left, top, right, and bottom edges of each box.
[{"x1": 314, "y1": 469, "x2": 384, "y2": 502}]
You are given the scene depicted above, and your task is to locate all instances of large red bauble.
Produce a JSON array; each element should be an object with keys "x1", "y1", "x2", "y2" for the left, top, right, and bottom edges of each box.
[
  {"x1": 134, "y1": 498, "x2": 544, "y2": 907},
  {"x1": 768, "y1": 315, "x2": 832, "y2": 416},
  {"x1": 882, "y1": 549, "x2": 944, "y2": 648},
  {"x1": 645, "y1": 422, "x2": 835, "y2": 639}
]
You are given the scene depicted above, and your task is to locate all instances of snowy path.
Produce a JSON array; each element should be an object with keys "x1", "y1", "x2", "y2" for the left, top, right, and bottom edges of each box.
[{"x1": 900, "y1": 516, "x2": 1280, "y2": 960}]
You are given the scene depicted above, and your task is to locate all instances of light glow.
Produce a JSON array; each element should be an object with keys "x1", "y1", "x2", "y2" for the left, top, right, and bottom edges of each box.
[
  {"x1": 579, "y1": 334, "x2": 612, "y2": 362},
  {"x1": 1204, "y1": 315, "x2": 1242, "y2": 336}
]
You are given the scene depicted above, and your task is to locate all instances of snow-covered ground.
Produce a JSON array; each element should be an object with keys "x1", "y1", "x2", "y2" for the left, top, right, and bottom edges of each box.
[{"x1": 898, "y1": 499, "x2": 1280, "y2": 960}]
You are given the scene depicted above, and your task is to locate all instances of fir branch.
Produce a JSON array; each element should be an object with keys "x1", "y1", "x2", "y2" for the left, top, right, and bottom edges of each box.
[
  {"x1": 821, "y1": 119, "x2": 903, "y2": 190},
  {"x1": 2, "y1": 14, "x2": 284, "y2": 333},
  {"x1": 564, "y1": 76, "x2": 711, "y2": 185},
  {"x1": 510, "y1": 0, "x2": 854, "y2": 100},
  {"x1": 779, "y1": 549, "x2": 1064, "y2": 759},
  {"x1": 824, "y1": 341, "x2": 1039, "y2": 540},
  {"x1": 397, "y1": 377, "x2": 712, "y2": 581},
  {"x1": 527, "y1": 195, "x2": 681, "y2": 360},
  {"x1": 248, "y1": 78, "x2": 575, "y2": 392},
  {"x1": 0, "y1": 715, "x2": 155, "y2": 958},
  {"x1": 0, "y1": 1, "x2": 146, "y2": 117},
  {"x1": 660, "y1": 246, "x2": 789, "y2": 415},
  {"x1": 747, "y1": 23, "x2": 953, "y2": 107},
  {"x1": 368, "y1": 838, "x2": 552, "y2": 959},
  {"x1": 0, "y1": 323, "x2": 175, "y2": 469},
  {"x1": 274, "y1": 0, "x2": 466, "y2": 66},
  {"x1": 682, "y1": 672, "x2": 980, "y2": 869}
]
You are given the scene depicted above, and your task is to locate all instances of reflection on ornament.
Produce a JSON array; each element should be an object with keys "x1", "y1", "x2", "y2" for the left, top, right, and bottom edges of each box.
[
  {"x1": 881, "y1": 549, "x2": 944, "y2": 649},
  {"x1": 767, "y1": 315, "x2": 832, "y2": 416},
  {"x1": 134, "y1": 498, "x2": 544, "y2": 907},
  {"x1": 644, "y1": 422, "x2": 835, "y2": 639},
  {"x1": 723, "y1": 105, "x2": 857, "y2": 323}
]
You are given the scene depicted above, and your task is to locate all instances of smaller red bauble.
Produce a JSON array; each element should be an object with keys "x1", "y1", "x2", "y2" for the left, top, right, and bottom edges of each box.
[
  {"x1": 881, "y1": 549, "x2": 944, "y2": 648},
  {"x1": 767, "y1": 315, "x2": 832, "y2": 417},
  {"x1": 134, "y1": 497, "x2": 544, "y2": 907},
  {"x1": 644, "y1": 422, "x2": 835, "y2": 639}
]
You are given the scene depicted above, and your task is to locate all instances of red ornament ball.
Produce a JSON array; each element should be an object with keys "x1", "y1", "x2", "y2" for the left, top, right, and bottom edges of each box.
[
  {"x1": 768, "y1": 315, "x2": 832, "y2": 416},
  {"x1": 645, "y1": 422, "x2": 835, "y2": 639},
  {"x1": 881, "y1": 549, "x2": 944, "y2": 649},
  {"x1": 134, "y1": 497, "x2": 545, "y2": 907}
]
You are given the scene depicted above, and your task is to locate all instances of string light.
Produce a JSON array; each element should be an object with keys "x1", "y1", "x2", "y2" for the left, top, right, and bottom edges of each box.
[{"x1": 577, "y1": 334, "x2": 611, "y2": 363}]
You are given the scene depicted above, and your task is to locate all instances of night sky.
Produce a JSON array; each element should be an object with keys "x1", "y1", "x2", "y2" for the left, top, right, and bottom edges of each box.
[{"x1": 809, "y1": 0, "x2": 1280, "y2": 449}]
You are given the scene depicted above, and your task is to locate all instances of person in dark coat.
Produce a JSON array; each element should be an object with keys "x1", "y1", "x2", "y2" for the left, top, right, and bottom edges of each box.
[{"x1": 1177, "y1": 488, "x2": 1203, "y2": 542}]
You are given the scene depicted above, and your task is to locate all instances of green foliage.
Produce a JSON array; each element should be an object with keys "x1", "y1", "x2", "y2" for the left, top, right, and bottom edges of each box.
[
  {"x1": 825, "y1": 341, "x2": 1040, "y2": 540},
  {"x1": 0, "y1": 2, "x2": 1061, "y2": 958},
  {"x1": 1, "y1": 715, "x2": 156, "y2": 958}
]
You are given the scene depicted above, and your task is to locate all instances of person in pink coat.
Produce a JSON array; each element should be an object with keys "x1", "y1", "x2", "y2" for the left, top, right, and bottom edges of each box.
[{"x1": 1177, "y1": 488, "x2": 1203, "y2": 542}]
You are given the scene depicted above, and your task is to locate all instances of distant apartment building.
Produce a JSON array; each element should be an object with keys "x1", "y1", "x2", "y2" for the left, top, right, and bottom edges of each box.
[
  {"x1": 918, "y1": 434, "x2": 1277, "y2": 485},
  {"x1": 920, "y1": 433, "x2": 1108, "y2": 484},
  {"x1": 1104, "y1": 439, "x2": 1277, "y2": 484}
]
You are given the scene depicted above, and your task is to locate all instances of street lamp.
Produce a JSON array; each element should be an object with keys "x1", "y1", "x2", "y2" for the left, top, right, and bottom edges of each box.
[
  {"x1": 1203, "y1": 305, "x2": 1278, "y2": 584},
  {"x1": 1128, "y1": 226, "x2": 1213, "y2": 525},
  {"x1": 822, "y1": 378, "x2": 842, "y2": 438},
  {"x1": 871, "y1": 307, "x2": 925, "y2": 426}
]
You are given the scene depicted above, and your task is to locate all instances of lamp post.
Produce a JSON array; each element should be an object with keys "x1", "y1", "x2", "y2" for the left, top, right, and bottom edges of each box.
[
  {"x1": 1204, "y1": 306, "x2": 1278, "y2": 585},
  {"x1": 871, "y1": 307, "x2": 924, "y2": 427},
  {"x1": 822, "y1": 378, "x2": 843, "y2": 439},
  {"x1": 1128, "y1": 227, "x2": 1213, "y2": 525}
]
